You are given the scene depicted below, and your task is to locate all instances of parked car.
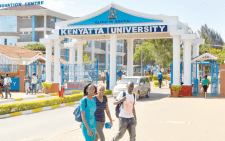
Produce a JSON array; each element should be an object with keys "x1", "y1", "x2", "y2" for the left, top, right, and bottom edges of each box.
[{"x1": 113, "y1": 76, "x2": 151, "y2": 100}]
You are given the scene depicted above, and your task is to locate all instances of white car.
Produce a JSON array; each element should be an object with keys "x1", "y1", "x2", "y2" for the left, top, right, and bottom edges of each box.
[{"x1": 113, "y1": 76, "x2": 151, "y2": 100}]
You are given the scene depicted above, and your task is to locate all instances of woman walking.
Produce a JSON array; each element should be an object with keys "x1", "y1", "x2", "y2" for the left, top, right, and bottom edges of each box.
[
  {"x1": 202, "y1": 75, "x2": 210, "y2": 99},
  {"x1": 0, "y1": 76, "x2": 4, "y2": 98},
  {"x1": 94, "y1": 85, "x2": 113, "y2": 141},
  {"x1": 81, "y1": 83, "x2": 97, "y2": 141}
]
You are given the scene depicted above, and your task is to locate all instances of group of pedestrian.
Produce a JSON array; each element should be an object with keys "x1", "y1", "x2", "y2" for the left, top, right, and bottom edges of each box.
[
  {"x1": 24, "y1": 72, "x2": 42, "y2": 95},
  {"x1": 0, "y1": 74, "x2": 12, "y2": 99},
  {"x1": 79, "y1": 81, "x2": 137, "y2": 141}
]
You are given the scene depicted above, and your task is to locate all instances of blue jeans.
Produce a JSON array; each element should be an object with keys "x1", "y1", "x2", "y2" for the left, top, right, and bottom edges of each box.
[
  {"x1": 158, "y1": 78, "x2": 162, "y2": 88},
  {"x1": 31, "y1": 84, "x2": 36, "y2": 95}
]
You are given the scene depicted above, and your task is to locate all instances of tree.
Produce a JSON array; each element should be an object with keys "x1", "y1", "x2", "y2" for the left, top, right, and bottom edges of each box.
[
  {"x1": 24, "y1": 43, "x2": 46, "y2": 53},
  {"x1": 133, "y1": 39, "x2": 173, "y2": 68},
  {"x1": 209, "y1": 48, "x2": 225, "y2": 65},
  {"x1": 83, "y1": 54, "x2": 90, "y2": 62}
]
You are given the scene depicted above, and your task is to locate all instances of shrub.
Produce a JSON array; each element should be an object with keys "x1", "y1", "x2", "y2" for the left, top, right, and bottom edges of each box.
[
  {"x1": 147, "y1": 75, "x2": 153, "y2": 81},
  {"x1": 105, "y1": 90, "x2": 112, "y2": 95},
  {"x1": 163, "y1": 75, "x2": 167, "y2": 80},
  {"x1": 42, "y1": 82, "x2": 52, "y2": 89},
  {"x1": 72, "y1": 90, "x2": 82, "y2": 94},
  {"x1": 153, "y1": 75, "x2": 158, "y2": 81},
  {"x1": 0, "y1": 97, "x2": 63, "y2": 115},
  {"x1": 65, "y1": 93, "x2": 84, "y2": 103},
  {"x1": 171, "y1": 85, "x2": 182, "y2": 92}
]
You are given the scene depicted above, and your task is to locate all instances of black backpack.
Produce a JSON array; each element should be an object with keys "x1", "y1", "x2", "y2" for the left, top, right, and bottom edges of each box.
[{"x1": 115, "y1": 92, "x2": 135, "y2": 118}]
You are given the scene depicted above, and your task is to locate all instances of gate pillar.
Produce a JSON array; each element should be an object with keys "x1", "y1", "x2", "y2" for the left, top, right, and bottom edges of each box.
[
  {"x1": 127, "y1": 38, "x2": 134, "y2": 77},
  {"x1": 172, "y1": 35, "x2": 181, "y2": 85},
  {"x1": 110, "y1": 35, "x2": 117, "y2": 90}
]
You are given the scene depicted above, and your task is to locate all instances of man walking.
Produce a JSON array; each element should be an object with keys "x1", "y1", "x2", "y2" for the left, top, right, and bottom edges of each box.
[
  {"x1": 24, "y1": 72, "x2": 31, "y2": 95},
  {"x1": 112, "y1": 81, "x2": 137, "y2": 141},
  {"x1": 157, "y1": 71, "x2": 163, "y2": 88},
  {"x1": 4, "y1": 74, "x2": 12, "y2": 99},
  {"x1": 101, "y1": 70, "x2": 106, "y2": 83},
  {"x1": 31, "y1": 73, "x2": 37, "y2": 95}
]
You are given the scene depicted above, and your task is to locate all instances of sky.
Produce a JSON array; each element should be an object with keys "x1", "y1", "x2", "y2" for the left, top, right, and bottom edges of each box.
[{"x1": 1, "y1": 0, "x2": 225, "y2": 40}]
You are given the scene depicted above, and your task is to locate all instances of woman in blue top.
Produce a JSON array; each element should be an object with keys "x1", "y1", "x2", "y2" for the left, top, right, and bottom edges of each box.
[
  {"x1": 94, "y1": 85, "x2": 113, "y2": 141},
  {"x1": 81, "y1": 83, "x2": 97, "y2": 141},
  {"x1": 202, "y1": 75, "x2": 210, "y2": 99}
]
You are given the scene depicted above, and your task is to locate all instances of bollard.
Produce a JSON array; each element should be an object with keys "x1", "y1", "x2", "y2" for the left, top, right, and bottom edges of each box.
[{"x1": 59, "y1": 88, "x2": 65, "y2": 103}]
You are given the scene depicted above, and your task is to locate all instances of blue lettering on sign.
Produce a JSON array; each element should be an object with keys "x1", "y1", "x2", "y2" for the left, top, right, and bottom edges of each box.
[
  {"x1": 0, "y1": 1, "x2": 44, "y2": 8},
  {"x1": 59, "y1": 25, "x2": 167, "y2": 35}
]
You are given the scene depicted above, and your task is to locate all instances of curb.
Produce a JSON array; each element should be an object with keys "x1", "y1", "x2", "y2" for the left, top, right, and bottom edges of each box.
[
  {"x1": 0, "y1": 101, "x2": 80, "y2": 119},
  {"x1": 0, "y1": 93, "x2": 59, "y2": 104}
]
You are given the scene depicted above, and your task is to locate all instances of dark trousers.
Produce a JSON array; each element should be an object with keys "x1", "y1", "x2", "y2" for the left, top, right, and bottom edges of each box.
[
  {"x1": 158, "y1": 78, "x2": 162, "y2": 88},
  {"x1": 112, "y1": 118, "x2": 136, "y2": 141},
  {"x1": 106, "y1": 81, "x2": 109, "y2": 90}
]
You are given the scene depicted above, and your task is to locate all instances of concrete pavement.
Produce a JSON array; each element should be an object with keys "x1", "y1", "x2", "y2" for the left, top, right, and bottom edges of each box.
[{"x1": 42, "y1": 86, "x2": 225, "y2": 141}]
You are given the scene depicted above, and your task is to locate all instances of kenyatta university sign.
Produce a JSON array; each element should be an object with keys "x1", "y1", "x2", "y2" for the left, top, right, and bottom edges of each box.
[{"x1": 59, "y1": 25, "x2": 168, "y2": 35}]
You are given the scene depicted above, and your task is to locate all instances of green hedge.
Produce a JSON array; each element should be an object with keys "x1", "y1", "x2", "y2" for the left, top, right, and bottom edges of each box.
[
  {"x1": 105, "y1": 90, "x2": 112, "y2": 95},
  {"x1": 65, "y1": 93, "x2": 84, "y2": 103},
  {"x1": 0, "y1": 97, "x2": 63, "y2": 115}
]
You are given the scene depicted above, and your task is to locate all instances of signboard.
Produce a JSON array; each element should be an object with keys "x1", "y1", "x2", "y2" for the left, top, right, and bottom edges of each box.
[
  {"x1": 2, "y1": 78, "x2": 20, "y2": 91},
  {"x1": 0, "y1": 1, "x2": 44, "y2": 8},
  {"x1": 59, "y1": 25, "x2": 167, "y2": 35},
  {"x1": 68, "y1": 8, "x2": 162, "y2": 26}
]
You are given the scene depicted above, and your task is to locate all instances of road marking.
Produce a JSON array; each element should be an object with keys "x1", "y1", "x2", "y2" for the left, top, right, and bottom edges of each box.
[{"x1": 166, "y1": 121, "x2": 192, "y2": 124}]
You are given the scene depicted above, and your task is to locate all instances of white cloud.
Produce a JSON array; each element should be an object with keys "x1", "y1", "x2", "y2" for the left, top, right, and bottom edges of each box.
[{"x1": 43, "y1": 0, "x2": 66, "y2": 10}]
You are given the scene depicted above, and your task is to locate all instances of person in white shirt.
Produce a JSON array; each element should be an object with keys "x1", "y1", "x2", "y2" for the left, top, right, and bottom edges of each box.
[
  {"x1": 4, "y1": 74, "x2": 12, "y2": 99},
  {"x1": 101, "y1": 71, "x2": 106, "y2": 83},
  {"x1": 31, "y1": 73, "x2": 37, "y2": 95},
  {"x1": 112, "y1": 82, "x2": 137, "y2": 141}
]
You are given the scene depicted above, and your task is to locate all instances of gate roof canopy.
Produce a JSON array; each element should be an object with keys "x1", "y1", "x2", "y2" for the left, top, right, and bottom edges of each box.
[
  {"x1": 55, "y1": 3, "x2": 188, "y2": 40},
  {"x1": 191, "y1": 51, "x2": 218, "y2": 63}
]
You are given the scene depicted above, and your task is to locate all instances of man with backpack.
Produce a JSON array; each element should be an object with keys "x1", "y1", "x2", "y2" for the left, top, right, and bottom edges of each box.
[{"x1": 112, "y1": 81, "x2": 137, "y2": 141}]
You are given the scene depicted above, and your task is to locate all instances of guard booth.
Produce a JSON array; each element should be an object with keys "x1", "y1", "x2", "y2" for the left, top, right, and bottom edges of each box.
[{"x1": 191, "y1": 52, "x2": 220, "y2": 96}]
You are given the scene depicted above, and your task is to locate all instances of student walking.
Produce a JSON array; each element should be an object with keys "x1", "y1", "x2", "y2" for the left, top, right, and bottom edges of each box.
[
  {"x1": 94, "y1": 85, "x2": 113, "y2": 141},
  {"x1": 0, "y1": 76, "x2": 4, "y2": 98},
  {"x1": 101, "y1": 71, "x2": 106, "y2": 83},
  {"x1": 31, "y1": 73, "x2": 37, "y2": 95},
  {"x1": 157, "y1": 71, "x2": 163, "y2": 88},
  {"x1": 24, "y1": 73, "x2": 31, "y2": 95},
  {"x1": 4, "y1": 74, "x2": 12, "y2": 99},
  {"x1": 106, "y1": 72, "x2": 109, "y2": 90},
  {"x1": 202, "y1": 75, "x2": 210, "y2": 99},
  {"x1": 81, "y1": 83, "x2": 97, "y2": 141},
  {"x1": 112, "y1": 82, "x2": 137, "y2": 141}
]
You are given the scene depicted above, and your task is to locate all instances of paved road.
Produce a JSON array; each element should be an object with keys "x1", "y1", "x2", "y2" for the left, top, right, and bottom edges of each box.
[{"x1": 0, "y1": 86, "x2": 169, "y2": 141}]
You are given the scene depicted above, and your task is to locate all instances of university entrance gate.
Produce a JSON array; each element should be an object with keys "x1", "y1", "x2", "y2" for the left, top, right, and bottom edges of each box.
[
  {"x1": 61, "y1": 60, "x2": 98, "y2": 90},
  {"x1": 40, "y1": 3, "x2": 205, "y2": 96}
]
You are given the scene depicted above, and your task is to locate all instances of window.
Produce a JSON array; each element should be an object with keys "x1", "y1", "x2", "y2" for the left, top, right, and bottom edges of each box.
[
  {"x1": 51, "y1": 18, "x2": 55, "y2": 22},
  {"x1": 4, "y1": 39, "x2": 7, "y2": 45}
]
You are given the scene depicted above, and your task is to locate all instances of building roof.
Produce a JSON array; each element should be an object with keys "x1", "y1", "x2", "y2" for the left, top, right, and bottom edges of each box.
[
  {"x1": 191, "y1": 51, "x2": 218, "y2": 63},
  {"x1": 41, "y1": 54, "x2": 68, "y2": 64},
  {"x1": 0, "y1": 5, "x2": 46, "y2": 11},
  {"x1": 0, "y1": 45, "x2": 41, "y2": 58}
]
